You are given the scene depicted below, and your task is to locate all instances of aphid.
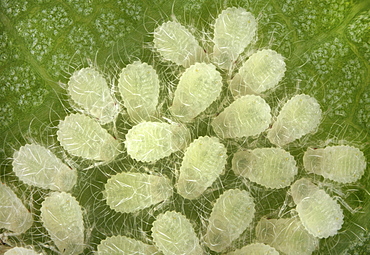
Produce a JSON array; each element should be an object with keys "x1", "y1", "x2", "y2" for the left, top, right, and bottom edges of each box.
[
  {"x1": 125, "y1": 121, "x2": 190, "y2": 162},
  {"x1": 230, "y1": 49, "x2": 286, "y2": 97},
  {"x1": 151, "y1": 211, "x2": 203, "y2": 255},
  {"x1": 232, "y1": 147, "x2": 298, "y2": 189},
  {"x1": 204, "y1": 189, "x2": 255, "y2": 253},
  {"x1": 303, "y1": 145, "x2": 366, "y2": 184},
  {"x1": 213, "y1": 7, "x2": 257, "y2": 70},
  {"x1": 0, "y1": 183, "x2": 33, "y2": 234},
  {"x1": 153, "y1": 20, "x2": 205, "y2": 67},
  {"x1": 267, "y1": 94, "x2": 322, "y2": 147},
  {"x1": 40, "y1": 191, "x2": 84, "y2": 255},
  {"x1": 211, "y1": 95, "x2": 271, "y2": 139},
  {"x1": 97, "y1": 235, "x2": 160, "y2": 255},
  {"x1": 4, "y1": 247, "x2": 41, "y2": 255},
  {"x1": 290, "y1": 178, "x2": 344, "y2": 238},
  {"x1": 176, "y1": 136, "x2": 227, "y2": 200},
  {"x1": 12, "y1": 144, "x2": 77, "y2": 191},
  {"x1": 67, "y1": 67, "x2": 119, "y2": 125},
  {"x1": 255, "y1": 216, "x2": 319, "y2": 255},
  {"x1": 57, "y1": 113, "x2": 121, "y2": 161},
  {"x1": 226, "y1": 243, "x2": 279, "y2": 255},
  {"x1": 118, "y1": 61, "x2": 160, "y2": 123},
  {"x1": 103, "y1": 172, "x2": 173, "y2": 213},
  {"x1": 170, "y1": 63, "x2": 223, "y2": 123}
]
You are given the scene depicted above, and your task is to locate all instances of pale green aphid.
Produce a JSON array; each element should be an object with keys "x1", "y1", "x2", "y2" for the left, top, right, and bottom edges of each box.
[
  {"x1": 211, "y1": 95, "x2": 271, "y2": 138},
  {"x1": 290, "y1": 178, "x2": 344, "y2": 238},
  {"x1": 303, "y1": 145, "x2": 366, "y2": 184},
  {"x1": 103, "y1": 172, "x2": 173, "y2": 213},
  {"x1": 4, "y1": 247, "x2": 41, "y2": 255},
  {"x1": 67, "y1": 67, "x2": 119, "y2": 125},
  {"x1": 226, "y1": 243, "x2": 279, "y2": 255},
  {"x1": 170, "y1": 62, "x2": 223, "y2": 123},
  {"x1": 153, "y1": 20, "x2": 205, "y2": 67},
  {"x1": 40, "y1": 192, "x2": 84, "y2": 255},
  {"x1": 230, "y1": 49, "x2": 286, "y2": 97},
  {"x1": 125, "y1": 121, "x2": 190, "y2": 162},
  {"x1": 204, "y1": 189, "x2": 255, "y2": 252},
  {"x1": 0, "y1": 183, "x2": 33, "y2": 234},
  {"x1": 12, "y1": 144, "x2": 77, "y2": 191},
  {"x1": 232, "y1": 147, "x2": 298, "y2": 189},
  {"x1": 255, "y1": 217, "x2": 319, "y2": 255},
  {"x1": 267, "y1": 94, "x2": 322, "y2": 147},
  {"x1": 176, "y1": 136, "x2": 227, "y2": 200},
  {"x1": 57, "y1": 113, "x2": 121, "y2": 161},
  {"x1": 118, "y1": 61, "x2": 160, "y2": 123},
  {"x1": 213, "y1": 7, "x2": 257, "y2": 70},
  {"x1": 151, "y1": 211, "x2": 203, "y2": 255},
  {"x1": 97, "y1": 235, "x2": 161, "y2": 255}
]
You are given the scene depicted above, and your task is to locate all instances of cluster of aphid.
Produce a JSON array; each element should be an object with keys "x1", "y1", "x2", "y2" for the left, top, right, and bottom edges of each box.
[{"x1": 1, "y1": 6, "x2": 367, "y2": 255}]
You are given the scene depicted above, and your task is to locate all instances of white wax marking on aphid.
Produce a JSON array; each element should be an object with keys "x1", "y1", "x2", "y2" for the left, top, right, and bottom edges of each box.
[
  {"x1": 267, "y1": 94, "x2": 322, "y2": 147},
  {"x1": 226, "y1": 243, "x2": 279, "y2": 255},
  {"x1": 103, "y1": 172, "x2": 173, "y2": 213},
  {"x1": 40, "y1": 191, "x2": 84, "y2": 255},
  {"x1": 303, "y1": 145, "x2": 366, "y2": 184},
  {"x1": 176, "y1": 136, "x2": 227, "y2": 200},
  {"x1": 4, "y1": 247, "x2": 41, "y2": 255},
  {"x1": 153, "y1": 20, "x2": 205, "y2": 67},
  {"x1": 204, "y1": 189, "x2": 255, "y2": 252},
  {"x1": 211, "y1": 95, "x2": 271, "y2": 139},
  {"x1": 67, "y1": 67, "x2": 119, "y2": 125},
  {"x1": 0, "y1": 183, "x2": 33, "y2": 234},
  {"x1": 125, "y1": 121, "x2": 190, "y2": 162},
  {"x1": 232, "y1": 147, "x2": 298, "y2": 189},
  {"x1": 170, "y1": 62, "x2": 223, "y2": 123},
  {"x1": 151, "y1": 211, "x2": 203, "y2": 255},
  {"x1": 290, "y1": 178, "x2": 344, "y2": 238},
  {"x1": 57, "y1": 113, "x2": 121, "y2": 161},
  {"x1": 255, "y1": 216, "x2": 319, "y2": 255},
  {"x1": 12, "y1": 144, "x2": 77, "y2": 191},
  {"x1": 97, "y1": 235, "x2": 160, "y2": 255},
  {"x1": 230, "y1": 49, "x2": 286, "y2": 97},
  {"x1": 213, "y1": 7, "x2": 257, "y2": 70},
  {"x1": 118, "y1": 61, "x2": 160, "y2": 123}
]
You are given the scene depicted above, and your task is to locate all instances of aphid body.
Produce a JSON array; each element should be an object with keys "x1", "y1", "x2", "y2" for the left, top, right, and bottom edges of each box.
[
  {"x1": 103, "y1": 172, "x2": 173, "y2": 213},
  {"x1": 151, "y1": 211, "x2": 203, "y2": 255},
  {"x1": 170, "y1": 63, "x2": 223, "y2": 122},
  {"x1": 97, "y1": 235, "x2": 160, "y2": 255},
  {"x1": 232, "y1": 147, "x2": 298, "y2": 189},
  {"x1": 204, "y1": 189, "x2": 255, "y2": 252},
  {"x1": 12, "y1": 144, "x2": 77, "y2": 191},
  {"x1": 176, "y1": 136, "x2": 227, "y2": 199},
  {"x1": 4, "y1": 247, "x2": 41, "y2": 255},
  {"x1": 226, "y1": 243, "x2": 279, "y2": 255}
]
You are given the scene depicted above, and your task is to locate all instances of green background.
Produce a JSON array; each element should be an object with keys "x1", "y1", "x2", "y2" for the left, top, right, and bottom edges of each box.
[{"x1": 0, "y1": 0, "x2": 369, "y2": 254}]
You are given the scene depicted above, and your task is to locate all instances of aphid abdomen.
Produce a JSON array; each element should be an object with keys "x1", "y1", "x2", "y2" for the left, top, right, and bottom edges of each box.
[
  {"x1": 230, "y1": 49, "x2": 286, "y2": 97},
  {"x1": 0, "y1": 183, "x2": 33, "y2": 234},
  {"x1": 97, "y1": 235, "x2": 160, "y2": 255},
  {"x1": 67, "y1": 67, "x2": 119, "y2": 124},
  {"x1": 118, "y1": 61, "x2": 160, "y2": 123},
  {"x1": 153, "y1": 21, "x2": 205, "y2": 67},
  {"x1": 212, "y1": 7, "x2": 257, "y2": 70},
  {"x1": 211, "y1": 95, "x2": 271, "y2": 138},
  {"x1": 40, "y1": 192, "x2": 84, "y2": 255},
  {"x1": 226, "y1": 243, "x2": 279, "y2": 255},
  {"x1": 267, "y1": 94, "x2": 322, "y2": 146},
  {"x1": 57, "y1": 113, "x2": 121, "y2": 161},
  {"x1": 204, "y1": 189, "x2": 255, "y2": 252},
  {"x1": 12, "y1": 144, "x2": 77, "y2": 191},
  {"x1": 290, "y1": 178, "x2": 344, "y2": 238},
  {"x1": 104, "y1": 172, "x2": 173, "y2": 213},
  {"x1": 176, "y1": 136, "x2": 227, "y2": 199},
  {"x1": 125, "y1": 121, "x2": 190, "y2": 162},
  {"x1": 152, "y1": 211, "x2": 203, "y2": 255},
  {"x1": 303, "y1": 145, "x2": 366, "y2": 183},
  {"x1": 4, "y1": 247, "x2": 41, "y2": 255},
  {"x1": 170, "y1": 63, "x2": 223, "y2": 122}
]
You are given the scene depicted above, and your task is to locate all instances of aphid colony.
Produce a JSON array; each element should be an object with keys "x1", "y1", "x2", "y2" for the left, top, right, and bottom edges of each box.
[{"x1": 2, "y1": 6, "x2": 367, "y2": 255}]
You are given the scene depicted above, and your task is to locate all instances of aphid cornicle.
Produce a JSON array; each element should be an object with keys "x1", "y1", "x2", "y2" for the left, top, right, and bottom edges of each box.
[{"x1": 97, "y1": 235, "x2": 160, "y2": 255}]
